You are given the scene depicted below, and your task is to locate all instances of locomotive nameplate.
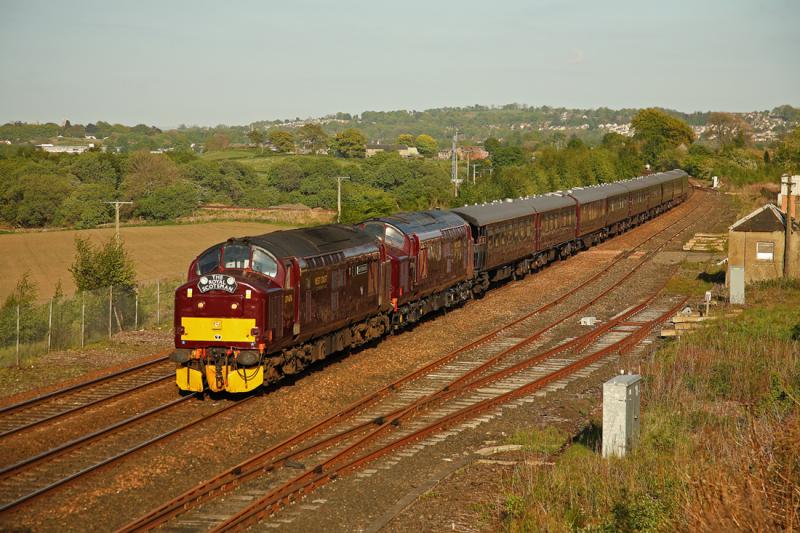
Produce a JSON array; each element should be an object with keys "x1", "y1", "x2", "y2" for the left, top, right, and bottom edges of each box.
[{"x1": 198, "y1": 274, "x2": 237, "y2": 294}]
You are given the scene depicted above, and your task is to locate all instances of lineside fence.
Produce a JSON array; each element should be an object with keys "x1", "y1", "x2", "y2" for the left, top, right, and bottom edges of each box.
[{"x1": 0, "y1": 279, "x2": 183, "y2": 367}]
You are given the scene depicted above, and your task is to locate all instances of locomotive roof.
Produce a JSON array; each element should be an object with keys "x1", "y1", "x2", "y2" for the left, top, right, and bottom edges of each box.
[
  {"x1": 368, "y1": 210, "x2": 466, "y2": 234},
  {"x1": 233, "y1": 225, "x2": 378, "y2": 260}
]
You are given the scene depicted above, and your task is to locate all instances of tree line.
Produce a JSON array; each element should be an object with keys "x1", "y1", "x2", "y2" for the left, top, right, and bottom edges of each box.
[{"x1": 0, "y1": 108, "x2": 798, "y2": 231}]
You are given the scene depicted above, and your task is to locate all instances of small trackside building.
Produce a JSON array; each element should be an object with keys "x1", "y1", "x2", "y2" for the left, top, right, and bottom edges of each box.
[{"x1": 727, "y1": 203, "x2": 800, "y2": 287}]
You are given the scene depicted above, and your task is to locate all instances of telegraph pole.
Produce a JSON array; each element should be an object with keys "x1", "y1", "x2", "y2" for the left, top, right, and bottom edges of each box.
[
  {"x1": 784, "y1": 174, "x2": 796, "y2": 278},
  {"x1": 335, "y1": 176, "x2": 350, "y2": 223},
  {"x1": 105, "y1": 201, "x2": 132, "y2": 241},
  {"x1": 450, "y1": 130, "x2": 461, "y2": 197}
]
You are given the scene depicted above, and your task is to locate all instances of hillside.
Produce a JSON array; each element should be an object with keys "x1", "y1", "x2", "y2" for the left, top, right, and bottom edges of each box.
[{"x1": 2, "y1": 104, "x2": 798, "y2": 150}]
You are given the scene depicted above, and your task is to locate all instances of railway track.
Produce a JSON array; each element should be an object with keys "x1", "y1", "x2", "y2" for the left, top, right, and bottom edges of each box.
[
  {"x1": 0, "y1": 353, "x2": 174, "y2": 438},
  {"x1": 118, "y1": 193, "x2": 714, "y2": 532},
  {"x1": 0, "y1": 391, "x2": 257, "y2": 513},
  {"x1": 128, "y1": 294, "x2": 684, "y2": 532},
  {"x1": 214, "y1": 297, "x2": 685, "y2": 532}
]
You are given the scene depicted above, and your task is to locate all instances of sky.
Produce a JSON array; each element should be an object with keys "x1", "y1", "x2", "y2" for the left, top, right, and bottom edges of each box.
[{"x1": 1, "y1": 0, "x2": 798, "y2": 127}]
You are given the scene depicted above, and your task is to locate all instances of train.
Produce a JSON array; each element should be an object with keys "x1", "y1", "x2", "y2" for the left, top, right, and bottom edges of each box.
[{"x1": 171, "y1": 169, "x2": 689, "y2": 394}]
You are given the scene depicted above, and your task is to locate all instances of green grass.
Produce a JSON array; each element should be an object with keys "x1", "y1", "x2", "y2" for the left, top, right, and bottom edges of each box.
[
  {"x1": 506, "y1": 426, "x2": 568, "y2": 454},
  {"x1": 664, "y1": 261, "x2": 725, "y2": 296}
]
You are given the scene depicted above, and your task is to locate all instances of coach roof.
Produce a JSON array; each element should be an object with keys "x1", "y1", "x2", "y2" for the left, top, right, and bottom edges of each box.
[
  {"x1": 451, "y1": 200, "x2": 537, "y2": 227},
  {"x1": 525, "y1": 194, "x2": 577, "y2": 213},
  {"x1": 566, "y1": 185, "x2": 614, "y2": 204}
]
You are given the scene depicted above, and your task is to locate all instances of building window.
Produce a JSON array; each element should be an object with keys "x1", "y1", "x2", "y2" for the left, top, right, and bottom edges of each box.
[{"x1": 756, "y1": 241, "x2": 774, "y2": 261}]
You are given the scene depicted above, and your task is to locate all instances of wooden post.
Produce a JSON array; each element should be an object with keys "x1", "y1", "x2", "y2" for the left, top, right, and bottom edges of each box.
[
  {"x1": 134, "y1": 291, "x2": 139, "y2": 330},
  {"x1": 80, "y1": 292, "x2": 85, "y2": 348},
  {"x1": 15, "y1": 303, "x2": 20, "y2": 368},
  {"x1": 47, "y1": 298, "x2": 53, "y2": 352},
  {"x1": 108, "y1": 285, "x2": 113, "y2": 339},
  {"x1": 156, "y1": 280, "x2": 160, "y2": 326}
]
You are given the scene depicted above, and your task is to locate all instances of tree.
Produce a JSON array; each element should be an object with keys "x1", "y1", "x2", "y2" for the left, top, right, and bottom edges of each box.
[
  {"x1": 774, "y1": 127, "x2": 800, "y2": 171},
  {"x1": 484, "y1": 137, "x2": 501, "y2": 156},
  {"x1": 2, "y1": 173, "x2": 76, "y2": 227},
  {"x1": 631, "y1": 108, "x2": 695, "y2": 163},
  {"x1": 331, "y1": 129, "x2": 367, "y2": 158},
  {"x1": 55, "y1": 183, "x2": 115, "y2": 228},
  {"x1": 68, "y1": 152, "x2": 120, "y2": 187},
  {"x1": 205, "y1": 133, "x2": 230, "y2": 151},
  {"x1": 134, "y1": 180, "x2": 199, "y2": 220},
  {"x1": 706, "y1": 112, "x2": 752, "y2": 148},
  {"x1": 415, "y1": 134, "x2": 438, "y2": 158},
  {"x1": 70, "y1": 237, "x2": 136, "y2": 291},
  {"x1": 268, "y1": 160, "x2": 305, "y2": 192},
  {"x1": 296, "y1": 124, "x2": 329, "y2": 153},
  {"x1": 491, "y1": 146, "x2": 527, "y2": 167},
  {"x1": 247, "y1": 129, "x2": 265, "y2": 152},
  {"x1": 121, "y1": 151, "x2": 182, "y2": 201},
  {"x1": 267, "y1": 130, "x2": 295, "y2": 153},
  {"x1": 397, "y1": 134, "x2": 415, "y2": 146}
]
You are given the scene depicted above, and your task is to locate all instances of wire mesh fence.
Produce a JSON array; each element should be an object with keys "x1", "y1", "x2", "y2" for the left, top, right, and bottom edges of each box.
[{"x1": 0, "y1": 279, "x2": 183, "y2": 367}]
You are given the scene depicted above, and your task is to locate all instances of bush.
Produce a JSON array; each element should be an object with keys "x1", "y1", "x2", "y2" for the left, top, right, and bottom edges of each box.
[
  {"x1": 0, "y1": 272, "x2": 47, "y2": 348},
  {"x1": 70, "y1": 237, "x2": 136, "y2": 291},
  {"x1": 134, "y1": 180, "x2": 199, "y2": 220}
]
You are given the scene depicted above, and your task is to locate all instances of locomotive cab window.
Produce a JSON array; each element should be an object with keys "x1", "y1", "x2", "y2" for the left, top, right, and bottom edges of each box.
[
  {"x1": 384, "y1": 225, "x2": 406, "y2": 250},
  {"x1": 197, "y1": 248, "x2": 221, "y2": 275},
  {"x1": 252, "y1": 248, "x2": 278, "y2": 277},
  {"x1": 222, "y1": 244, "x2": 251, "y2": 269}
]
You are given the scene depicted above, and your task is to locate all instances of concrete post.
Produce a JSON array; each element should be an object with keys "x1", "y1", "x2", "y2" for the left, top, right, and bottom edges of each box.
[{"x1": 602, "y1": 374, "x2": 642, "y2": 458}]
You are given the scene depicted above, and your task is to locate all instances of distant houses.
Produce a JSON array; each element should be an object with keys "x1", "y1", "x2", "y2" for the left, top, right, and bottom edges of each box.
[
  {"x1": 35, "y1": 143, "x2": 93, "y2": 154},
  {"x1": 365, "y1": 144, "x2": 420, "y2": 158},
  {"x1": 436, "y1": 146, "x2": 489, "y2": 161}
]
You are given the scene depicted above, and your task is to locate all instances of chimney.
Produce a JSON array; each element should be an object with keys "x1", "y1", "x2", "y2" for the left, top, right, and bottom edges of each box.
[{"x1": 779, "y1": 174, "x2": 799, "y2": 221}]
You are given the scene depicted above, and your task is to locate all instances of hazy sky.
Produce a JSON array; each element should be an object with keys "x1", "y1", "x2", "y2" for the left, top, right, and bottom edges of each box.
[{"x1": 1, "y1": 0, "x2": 798, "y2": 127}]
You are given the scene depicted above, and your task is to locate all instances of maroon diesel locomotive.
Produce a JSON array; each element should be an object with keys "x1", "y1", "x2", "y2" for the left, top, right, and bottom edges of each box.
[{"x1": 172, "y1": 169, "x2": 689, "y2": 394}]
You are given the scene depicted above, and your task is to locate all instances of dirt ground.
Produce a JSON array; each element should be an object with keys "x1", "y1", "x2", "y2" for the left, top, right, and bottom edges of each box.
[{"x1": 0, "y1": 221, "x2": 291, "y2": 302}]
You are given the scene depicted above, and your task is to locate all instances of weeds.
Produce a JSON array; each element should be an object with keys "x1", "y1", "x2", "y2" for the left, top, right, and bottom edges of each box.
[
  {"x1": 507, "y1": 426, "x2": 568, "y2": 454},
  {"x1": 504, "y1": 280, "x2": 800, "y2": 532}
]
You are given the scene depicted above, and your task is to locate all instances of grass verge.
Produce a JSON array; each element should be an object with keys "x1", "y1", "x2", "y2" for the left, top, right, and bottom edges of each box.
[{"x1": 505, "y1": 279, "x2": 800, "y2": 532}]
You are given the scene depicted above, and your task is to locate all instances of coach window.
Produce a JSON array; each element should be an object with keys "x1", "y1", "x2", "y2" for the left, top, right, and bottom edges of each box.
[
  {"x1": 197, "y1": 248, "x2": 220, "y2": 275},
  {"x1": 223, "y1": 244, "x2": 250, "y2": 269},
  {"x1": 252, "y1": 247, "x2": 279, "y2": 277}
]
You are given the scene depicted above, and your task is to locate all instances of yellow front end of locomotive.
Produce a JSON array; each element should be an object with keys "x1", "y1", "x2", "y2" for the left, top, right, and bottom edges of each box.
[
  {"x1": 176, "y1": 362, "x2": 264, "y2": 393},
  {"x1": 204, "y1": 364, "x2": 264, "y2": 393},
  {"x1": 180, "y1": 317, "x2": 257, "y2": 343},
  {"x1": 176, "y1": 365, "x2": 204, "y2": 392}
]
